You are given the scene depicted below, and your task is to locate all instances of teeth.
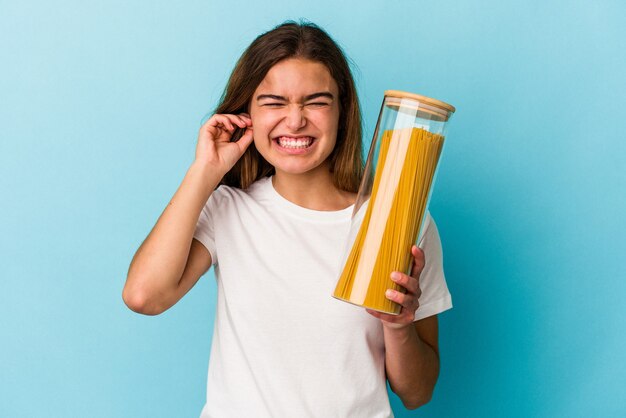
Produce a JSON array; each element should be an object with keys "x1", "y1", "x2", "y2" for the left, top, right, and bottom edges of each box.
[{"x1": 277, "y1": 136, "x2": 313, "y2": 149}]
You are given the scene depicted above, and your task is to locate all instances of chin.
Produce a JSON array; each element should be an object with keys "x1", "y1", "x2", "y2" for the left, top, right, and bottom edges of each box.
[{"x1": 271, "y1": 161, "x2": 325, "y2": 176}]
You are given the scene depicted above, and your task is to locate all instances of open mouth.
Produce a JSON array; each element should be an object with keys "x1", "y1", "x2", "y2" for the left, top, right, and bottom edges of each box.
[{"x1": 274, "y1": 136, "x2": 315, "y2": 149}]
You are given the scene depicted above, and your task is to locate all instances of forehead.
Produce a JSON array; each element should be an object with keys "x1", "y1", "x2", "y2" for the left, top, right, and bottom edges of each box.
[{"x1": 254, "y1": 58, "x2": 338, "y2": 97}]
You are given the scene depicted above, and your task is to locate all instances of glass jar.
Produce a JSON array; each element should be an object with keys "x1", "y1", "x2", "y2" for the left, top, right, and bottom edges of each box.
[{"x1": 333, "y1": 90, "x2": 455, "y2": 314}]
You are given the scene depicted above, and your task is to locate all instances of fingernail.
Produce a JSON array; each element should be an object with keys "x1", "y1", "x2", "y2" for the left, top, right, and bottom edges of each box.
[
  {"x1": 390, "y1": 272, "x2": 400, "y2": 281},
  {"x1": 386, "y1": 289, "x2": 395, "y2": 298}
]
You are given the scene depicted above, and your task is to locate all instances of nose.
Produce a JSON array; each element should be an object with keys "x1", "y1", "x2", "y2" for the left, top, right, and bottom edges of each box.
[{"x1": 284, "y1": 104, "x2": 306, "y2": 131}]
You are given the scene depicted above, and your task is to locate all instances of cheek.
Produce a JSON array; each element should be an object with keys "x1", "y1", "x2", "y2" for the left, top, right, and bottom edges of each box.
[
  {"x1": 250, "y1": 118, "x2": 275, "y2": 154},
  {"x1": 314, "y1": 113, "x2": 340, "y2": 139},
  {"x1": 250, "y1": 112, "x2": 276, "y2": 135},
  {"x1": 252, "y1": 131, "x2": 267, "y2": 151},
  {"x1": 316, "y1": 107, "x2": 340, "y2": 129}
]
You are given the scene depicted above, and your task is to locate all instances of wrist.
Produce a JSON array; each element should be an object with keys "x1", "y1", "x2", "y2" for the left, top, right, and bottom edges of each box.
[
  {"x1": 191, "y1": 158, "x2": 222, "y2": 175},
  {"x1": 187, "y1": 161, "x2": 223, "y2": 197},
  {"x1": 382, "y1": 321, "x2": 416, "y2": 340}
]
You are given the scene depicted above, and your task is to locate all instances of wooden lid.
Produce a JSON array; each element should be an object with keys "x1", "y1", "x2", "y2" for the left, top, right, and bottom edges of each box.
[{"x1": 384, "y1": 90, "x2": 456, "y2": 114}]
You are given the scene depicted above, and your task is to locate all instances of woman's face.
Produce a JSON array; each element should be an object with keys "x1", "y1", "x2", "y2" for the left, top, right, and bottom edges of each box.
[{"x1": 249, "y1": 58, "x2": 340, "y2": 177}]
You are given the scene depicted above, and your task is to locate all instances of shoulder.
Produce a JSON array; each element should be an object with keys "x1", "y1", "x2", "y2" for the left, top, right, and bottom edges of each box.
[
  {"x1": 418, "y1": 211, "x2": 444, "y2": 260},
  {"x1": 419, "y1": 211, "x2": 435, "y2": 243},
  {"x1": 208, "y1": 176, "x2": 271, "y2": 210},
  {"x1": 423, "y1": 210, "x2": 433, "y2": 231}
]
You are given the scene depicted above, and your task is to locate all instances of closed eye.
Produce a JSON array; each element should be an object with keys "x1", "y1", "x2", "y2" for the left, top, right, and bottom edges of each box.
[
  {"x1": 263, "y1": 103, "x2": 285, "y2": 107},
  {"x1": 306, "y1": 102, "x2": 330, "y2": 107}
]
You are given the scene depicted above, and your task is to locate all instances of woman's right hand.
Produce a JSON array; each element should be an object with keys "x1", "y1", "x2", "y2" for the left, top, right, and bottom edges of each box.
[{"x1": 194, "y1": 113, "x2": 254, "y2": 174}]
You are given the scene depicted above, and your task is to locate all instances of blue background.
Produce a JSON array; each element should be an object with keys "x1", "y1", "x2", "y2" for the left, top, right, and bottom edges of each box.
[{"x1": 1, "y1": 1, "x2": 625, "y2": 417}]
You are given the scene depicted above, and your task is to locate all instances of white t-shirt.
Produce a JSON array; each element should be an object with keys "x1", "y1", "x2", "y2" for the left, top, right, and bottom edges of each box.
[{"x1": 193, "y1": 176, "x2": 452, "y2": 418}]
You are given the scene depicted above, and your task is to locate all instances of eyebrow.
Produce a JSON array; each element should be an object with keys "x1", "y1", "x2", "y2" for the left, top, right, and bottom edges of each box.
[{"x1": 256, "y1": 92, "x2": 335, "y2": 102}]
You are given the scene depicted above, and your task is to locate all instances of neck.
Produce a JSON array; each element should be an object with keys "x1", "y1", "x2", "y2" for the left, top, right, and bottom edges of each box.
[{"x1": 272, "y1": 165, "x2": 356, "y2": 211}]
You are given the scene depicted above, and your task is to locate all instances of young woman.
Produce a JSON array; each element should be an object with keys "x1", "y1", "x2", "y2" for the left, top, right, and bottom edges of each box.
[{"x1": 123, "y1": 21, "x2": 452, "y2": 417}]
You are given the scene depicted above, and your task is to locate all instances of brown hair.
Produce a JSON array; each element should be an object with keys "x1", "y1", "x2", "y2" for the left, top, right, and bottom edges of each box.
[{"x1": 215, "y1": 20, "x2": 364, "y2": 192}]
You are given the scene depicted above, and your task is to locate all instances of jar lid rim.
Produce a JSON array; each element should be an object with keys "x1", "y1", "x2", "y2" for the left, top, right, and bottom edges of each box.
[{"x1": 384, "y1": 90, "x2": 456, "y2": 113}]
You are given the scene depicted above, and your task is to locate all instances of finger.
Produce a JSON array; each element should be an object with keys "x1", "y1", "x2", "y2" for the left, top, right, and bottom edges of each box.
[
  {"x1": 385, "y1": 288, "x2": 415, "y2": 309},
  {"x1": 367, "y1": 308, "x2": 413, "y2": 324},
  {"x1": 206, "y1": 114, "x2": 236, "y2": 131},
  {"x1": 366, "y1": 308, "x2": 399, "y2": 322},
  {"x1": 390, "y1": 271, "x2": 419, "y2": 295},
  {"x1": 235, "y1": 127, "x2": 254, "y2": 152},
  {"x1": 238, "y1": 113, "x2": 252, "y2": 122},
  {"x1": 410, "y1": 245, "x2": 426, "y2": 277},
  {"x1": 222, "y1": 113, "x2": 251, "y2": 129},
  {"x1": 206, "y1": 114, "x2": 249, "y2": 132},
  {"x1": 366, "y1": 308, "x2": 381, "y2": 318},
  {"x1": 230, "y1": 114, "x2": 251, "y2": 128}
]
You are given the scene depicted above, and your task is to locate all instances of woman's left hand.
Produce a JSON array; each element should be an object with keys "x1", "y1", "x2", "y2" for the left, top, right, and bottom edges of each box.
[{"x1": 366, "y1": 245, "x2": 425, "y2": 330}]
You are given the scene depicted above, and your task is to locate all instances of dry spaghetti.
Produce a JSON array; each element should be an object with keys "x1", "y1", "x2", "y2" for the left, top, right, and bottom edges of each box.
[{"x1": 333, "y1": 127, "x2": 445, "y2": 314}]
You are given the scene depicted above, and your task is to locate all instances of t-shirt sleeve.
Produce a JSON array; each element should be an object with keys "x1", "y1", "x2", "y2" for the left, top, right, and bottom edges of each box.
[
  {"x1": 193, "y1": 191, "x2": 219, "y2": 266},
  {"x1": 413, "y1": 212, "x2": 452, "y2": 321}
]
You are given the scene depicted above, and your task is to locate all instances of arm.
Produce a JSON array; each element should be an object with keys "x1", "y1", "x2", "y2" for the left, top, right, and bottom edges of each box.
[
  {"x1": 122, "y1": 113, "x2": 253, "y2": 315},
  {"x1": 122, "y1": 162, "x2": 220, "y2": 315},
  {"x1": 366, "y1": 245, "x2": 440, "y2": 409},
  {"x1": 383, "y1": 316, "x2": 440, "y2": 409}
]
